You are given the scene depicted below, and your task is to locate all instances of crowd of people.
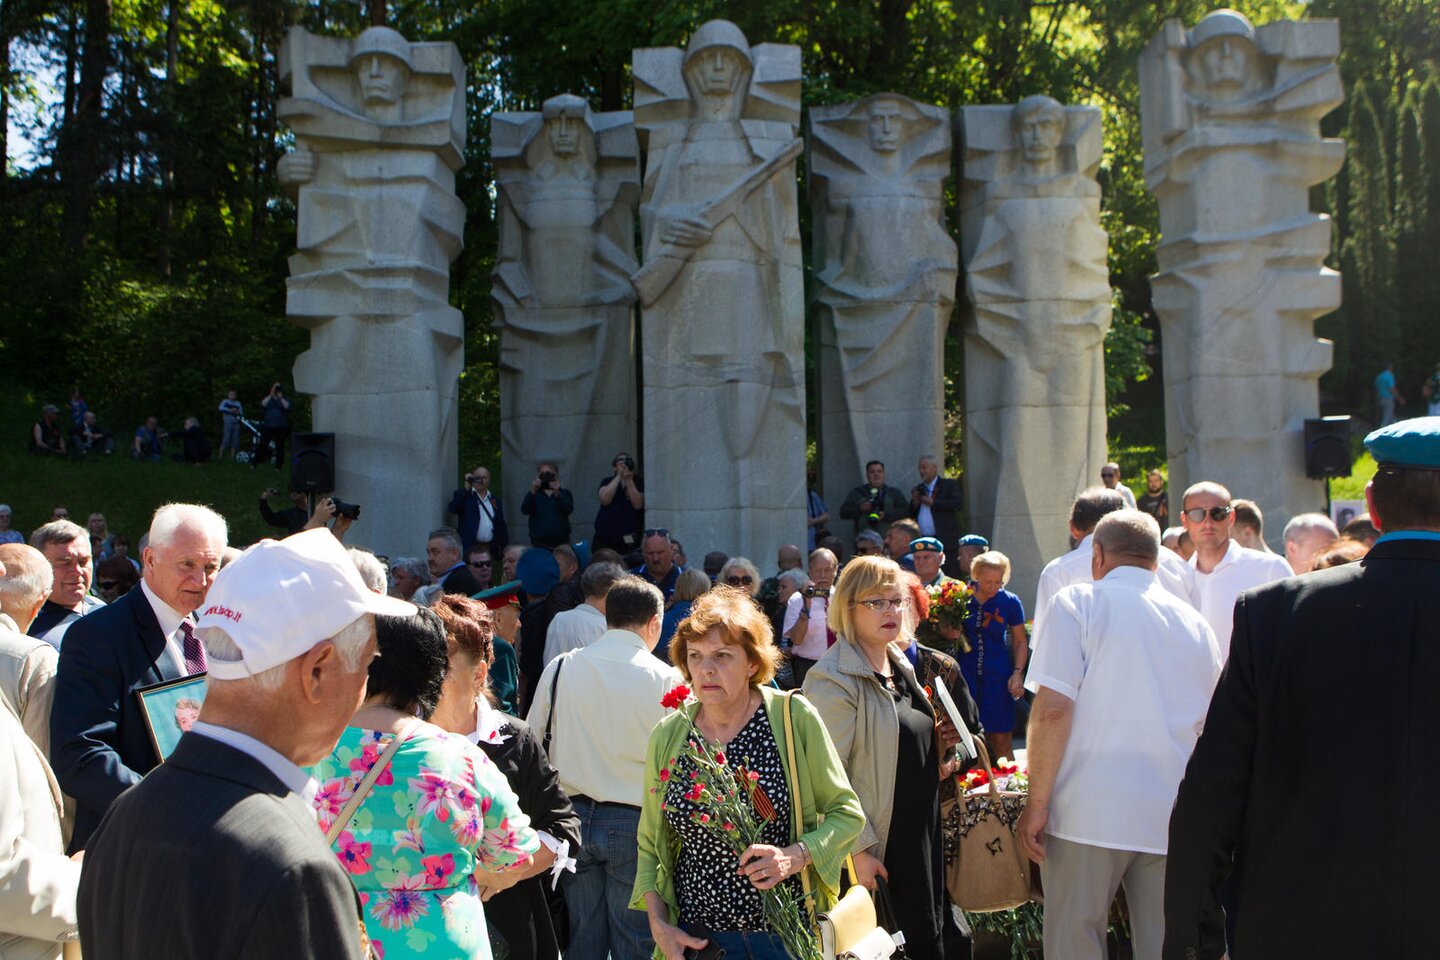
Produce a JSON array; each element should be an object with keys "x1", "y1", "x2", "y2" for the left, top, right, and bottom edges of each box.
[{"x1": 1, "y1": 416, "x2": 1435, "y2": 960}]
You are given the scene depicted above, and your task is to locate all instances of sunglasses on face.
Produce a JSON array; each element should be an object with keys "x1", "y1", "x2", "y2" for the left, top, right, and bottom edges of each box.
[
  {"x1": 726, "y1": 575, "x2": 754, "y2": 586},
  {"x1": 469, "y1": 560, "x2": 491, "y2": 568},
  {"x1": 1184, "y1": 506, "x2": 1233, "y2": 523},
  {"x1": 644, "y1": 528, "x2": 670, "y2": 538}
]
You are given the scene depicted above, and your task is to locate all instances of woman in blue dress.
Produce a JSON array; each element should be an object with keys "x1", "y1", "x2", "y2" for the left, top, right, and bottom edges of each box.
[{"x1": 960, "y1": 551, "x2": 1028, "y2": 761}]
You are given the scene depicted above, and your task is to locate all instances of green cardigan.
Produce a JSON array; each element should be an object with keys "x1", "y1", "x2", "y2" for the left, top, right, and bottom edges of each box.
[{"x1": 629, "y1": 686, "x2": 865, "y2": 928}]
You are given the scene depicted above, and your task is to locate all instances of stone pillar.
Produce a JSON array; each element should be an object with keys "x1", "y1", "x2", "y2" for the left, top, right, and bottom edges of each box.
[
  {"x1": 631, "y1": 20, "x2": 806, "y2": 564},
  {"x1": 278, "y1": 27, "x2": 466, "y2": 558},
  {"x1": 491, "y1": 95, "x2": 640, "y2": 545},
  {"x1": 957, "y1": 97, "x2": 1112, "y2": 606},
  {"x1": 1140, "y1": 10, "x2": 1344, "y2": 535},
  {"x1": 808, "y1": 94, "x2": 957, "y2": 544}
]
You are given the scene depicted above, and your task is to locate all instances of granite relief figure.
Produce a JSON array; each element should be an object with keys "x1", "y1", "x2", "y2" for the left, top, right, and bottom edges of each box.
[
  {"x1": 1141, "y1": 9, "x2": 1344, "y2": 536},
  {"x1": 491, "y1": 94, "x2": 640, "y2": 542},
  {"x1": 277, "y1": 26, "x2": 467, "y2": 557},
  {"x1": 958, "y1": 95, "x2": 1112, "y2": 604},
  {"x1": 808, "y1": 94, "x2": 956, "y2": 533},
  {"x1": 631, "y1": 19, "x2": 806, "y2": 564}
]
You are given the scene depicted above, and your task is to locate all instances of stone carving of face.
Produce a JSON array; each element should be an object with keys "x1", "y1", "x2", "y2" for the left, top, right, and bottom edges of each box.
[
  {"x1": 867, "y1": 99, "x2": 905, "y2": 153},
  {"x1": 356, "y1": 53, "x2": 407, "y2": 108},
  {"x1": 547, "y1": 113, "x2": 581, "y2": 156},
  {"x1": 1194, "y1": 36, "x2": 1257, "y2": 101},
  {"x1": 1016, "y1": 104, "x2": 1064, "y2": 168},
  {"x1": 694, "y1": 46, "x2": 746, "y2": 96}
]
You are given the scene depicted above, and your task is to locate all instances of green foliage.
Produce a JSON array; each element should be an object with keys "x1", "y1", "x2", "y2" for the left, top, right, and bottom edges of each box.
[{"x1": 1104, "y1": 294, "x2": 1153, "y2": 419}]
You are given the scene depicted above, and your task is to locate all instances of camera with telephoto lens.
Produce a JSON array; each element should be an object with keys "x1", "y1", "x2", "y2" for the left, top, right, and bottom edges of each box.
[
  {"x1": 332, "y1": 499, "x2": 361, "y2": 520},
  {"x1": 865, "y1": 487, "x2": 881, "y2": 524},
  {"x1": 619, "y1": 455, "x2": 636, "y2": 472},
  {"x1": 539, "y1": 470, "x2": 557, "y2": 484},
  {"x1": 802, "y1": 585, "x2": 830, "y2": 599}
]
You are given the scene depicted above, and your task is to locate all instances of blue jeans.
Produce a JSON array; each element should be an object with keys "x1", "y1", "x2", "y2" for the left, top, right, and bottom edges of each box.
[
  {"x1": 681, "y1": 925, "x2": 790, "y2": 960},
  {"x1": 562, "y1": 798, "x2": 653, "y2": 960}
]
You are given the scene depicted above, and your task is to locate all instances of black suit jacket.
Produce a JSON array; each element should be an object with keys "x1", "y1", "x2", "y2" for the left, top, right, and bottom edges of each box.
[
  {"x1": 1164, "y1": 537, "x2": 1440, "y2": 959},
  {"x1": 447, "y1": 488, "x2": 511, "y2": 556},
  {"x1": 441, "y1": 562, "x2": 484, "y2": 597},
  {"x1": 51, "y1": 584, "x2": 182, "y2": 851},
  {"x1": 78, "y1": 733, "x2": 366, "y2": 960},
  {"x1": 910, "y1": 476, "x2": 964, "y2": 552}
]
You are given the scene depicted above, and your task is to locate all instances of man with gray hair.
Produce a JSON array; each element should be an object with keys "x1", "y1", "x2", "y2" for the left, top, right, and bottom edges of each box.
[
  {"x1": 77, "y1": 528, "x2": 412, "y2": 958},
  {"x1": 51, "y1": 503, "x2": 228, "y2": 851},
  {"x1": 427, "y1": 527, "x2": 481, "y2": 596},
  {"x1": 543, "y1": 561, "x2": 627, "y2": 667},
  {"x1": 1017, "y1": 511, "x2": 1221, "y2": 959},
  {"x1": 1282, "y1": 512, "x2": 1339, "y2": 575},
  {"x1": 0, "y1": 543, "x2": 60, "y2": 755},
  {"x1": 27, "y1": 519, "x2": 105, "y2": 648}
]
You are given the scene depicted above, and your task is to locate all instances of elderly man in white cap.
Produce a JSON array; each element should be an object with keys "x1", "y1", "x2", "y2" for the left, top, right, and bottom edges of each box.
[{"x1": 76, "y1": 529, "x2": 414, "y2": 959}]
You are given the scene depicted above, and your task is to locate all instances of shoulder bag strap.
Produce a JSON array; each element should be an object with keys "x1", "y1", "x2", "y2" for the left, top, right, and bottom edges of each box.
[
  {"x1": 325, "y1": 718, "x2": 418, "y2": 846},
  {"x1": 782, "y1": 691, "x2": 816, "y2": 923},
  {"x1": 542, "y1": 656, "x2": 565, "y2": 755}
]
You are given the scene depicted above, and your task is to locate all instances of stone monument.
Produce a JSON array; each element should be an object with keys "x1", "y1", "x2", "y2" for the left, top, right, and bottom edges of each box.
[
  {"x1": 1140, "y1": 9, "x2": 1343, "y2": 534},
  {"x1": 958, "y1": 96, "x2": 1111, "y2": 605},
  {"x1": 632, "y1": 20, "x2": 806, "y2": 562},
  {"x1": 808, "y1": 94, "x2": 957, "y2": 538},
  {"x1": 278, "y1": 26, "x2": 466, "y2": 557},
  {"x1": 491, "y1": 94, "x2": 640, "y2": 543}
]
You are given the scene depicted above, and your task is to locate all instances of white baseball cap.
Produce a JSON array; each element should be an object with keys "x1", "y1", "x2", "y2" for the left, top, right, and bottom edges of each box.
[{"x1": 195, "y1": 528, "x2": 415, "y2": 680}]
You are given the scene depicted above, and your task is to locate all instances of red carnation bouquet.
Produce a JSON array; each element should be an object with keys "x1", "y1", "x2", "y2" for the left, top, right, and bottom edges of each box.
[
  {"x1": 926, "y1": 579, "x2": 973, "y2": 653},
  {"x1": 653, "y1": 685, "x2": 820, "y2": 960},
  {"x1": 960, "y1": 757, "x2": 1028, "y2": 795}
]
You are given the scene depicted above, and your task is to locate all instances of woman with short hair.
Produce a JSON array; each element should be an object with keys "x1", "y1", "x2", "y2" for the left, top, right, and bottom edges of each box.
[
  {"x1": 635, "y1": 588, "x2": 863, "y2": 960},
  {"x1": 658, "y1": 568, "x2": 712, "y2": 663},
  {"x1": 716, "y1": 557, "x2": 761, "y2": 596},
  {"x1": 309, "y1": 607, "x2": 540, "y2": 960},
  {"x1": 960, "y1": 550, "x2": 1028, "y2": 762}
]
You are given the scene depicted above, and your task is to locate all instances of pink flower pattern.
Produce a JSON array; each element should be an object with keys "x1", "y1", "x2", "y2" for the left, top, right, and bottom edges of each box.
[{"x1": 336, "y1": 831, "x2": 373, "y2": 875}]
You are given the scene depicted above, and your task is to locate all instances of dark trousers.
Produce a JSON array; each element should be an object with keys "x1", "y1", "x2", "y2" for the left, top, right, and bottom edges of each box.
[{"x1": 254, "y1": 425, "x2": 289, "y2": 470}]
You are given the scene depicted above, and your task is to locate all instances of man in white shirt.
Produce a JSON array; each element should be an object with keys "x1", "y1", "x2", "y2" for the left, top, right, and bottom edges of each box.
[
  {"x1": 543, "y1": 561, "x2": 625, "y2": 668},
  {"x1": 781, "y1": 547, "x2": 839, "y2": 687},
  {"x1": 1181, "y1": 482, "x2": 1294, "y2": 657},
  {"x1": 1281, "y1": 512, "x2": 1339, "y2": 575},
  {"x1": 527, "y1": 576, "x2": 681, "y2": 960},
  {"x1": 1018, "y1": 511, "x2": 1222, "y2": 960},
  {"x1": 1101, "y1": 462, "x2": 1137, "y2": 509},
  {"x1": 1031, "y1": 488, "x2": 1198, "y2": 652}
]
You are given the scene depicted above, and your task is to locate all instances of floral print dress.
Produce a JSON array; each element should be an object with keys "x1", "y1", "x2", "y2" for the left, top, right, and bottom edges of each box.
[{"x1": 310, "y1": 726, "x2": 541, "y2": 960}]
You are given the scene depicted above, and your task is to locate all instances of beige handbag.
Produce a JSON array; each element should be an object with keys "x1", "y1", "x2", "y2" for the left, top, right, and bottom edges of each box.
[{"x1": 940, "y1": 736, "x2": 1032, "y2": 913}]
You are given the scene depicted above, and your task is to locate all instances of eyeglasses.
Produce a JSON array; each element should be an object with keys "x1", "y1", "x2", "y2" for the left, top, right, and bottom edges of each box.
[
  {"x1": 1183, "y1": 506, "x2": 1232, "y2": 523},
  {"x1": 469, "y1": 560, "x2": 492, "y2": 568},
  {"x1": 726, "y1": 575, "x2": 754, "y2": 586},
  {"x1": 854, "y1": 597, "x2": 906, "y2": 613},
  {"x1": 644, "y1": 529, "x2": 670, "y2": 539}
]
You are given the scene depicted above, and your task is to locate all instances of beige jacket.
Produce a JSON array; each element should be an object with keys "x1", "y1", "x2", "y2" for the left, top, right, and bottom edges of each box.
[
  {"x1": 802, "y1": 637, "x2": 931, "y2": 861},
  {"x1": 0, "y1": 701, "x2": 79, "y2": 960},
  {"x1": 0, "y1": 628, "x2": 58, "y2": 762}
]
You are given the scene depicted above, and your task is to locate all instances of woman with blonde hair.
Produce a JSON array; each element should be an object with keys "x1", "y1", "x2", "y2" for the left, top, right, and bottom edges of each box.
[
  {"x1": 960, "y1": 550, "x2": 1028, "y2": 761},
  {"x1": 717, "y1": 556, "x2": 762, "y2": 595},
  {"x1": 635, "y1": 587, "x2": 862, "y2": 960},
  {"x1": 803, "y1": 556, "x2": 957, "y2": 960},
  {"x1": 658, "y1": 568, "x2": 712, "y2": 661}
]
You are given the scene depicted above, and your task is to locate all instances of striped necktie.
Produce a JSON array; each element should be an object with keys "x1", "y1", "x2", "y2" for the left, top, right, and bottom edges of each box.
[{"x1": 180, "y1": 620, "x2": 207, "y2": 675}]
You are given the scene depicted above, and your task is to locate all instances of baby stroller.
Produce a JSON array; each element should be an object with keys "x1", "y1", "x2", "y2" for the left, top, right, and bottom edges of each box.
[{"x1": 232, "y1": 416, "x2": 264, "y2": 464}]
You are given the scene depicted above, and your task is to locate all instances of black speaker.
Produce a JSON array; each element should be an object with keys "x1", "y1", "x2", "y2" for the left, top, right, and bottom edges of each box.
[
  {"x1": 1304, "y1": 416, "x2": 1352, "y2": 479},
  {"x1": 290, "y1": 432, "x2": 336, "y2": 493}
]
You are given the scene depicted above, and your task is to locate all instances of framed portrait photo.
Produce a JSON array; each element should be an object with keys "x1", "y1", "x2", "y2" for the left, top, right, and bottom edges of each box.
[
  {"x1": 1330, "y1": 499, "x2": 1364, "y2": 531},
  {"x1": 135, "y1": 674, "x2": 208, "y2": 763}
]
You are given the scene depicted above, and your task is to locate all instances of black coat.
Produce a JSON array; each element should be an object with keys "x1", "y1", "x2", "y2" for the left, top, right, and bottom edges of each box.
[
  {"x1": 448, "y1": 488, "x2": 511, "y2": 556},
  {"x1": 909, "y1": 476, "x2": 965, "y2": 573},
  {"x1": 442, "y1": 562, "x2": 484, "y2": 597},
  {"x1": 79, "y1": 733, "x2": 367, "y2": 959},
  {"x1": 473, "y1": 714, "x2": 581, "y2": 960},
  {"x1": 1164, "y1": 537, "x2": 1440, "y2": 959},
  {"x1": 51, "y1": 585, "x2": 183, "y2": 851}
]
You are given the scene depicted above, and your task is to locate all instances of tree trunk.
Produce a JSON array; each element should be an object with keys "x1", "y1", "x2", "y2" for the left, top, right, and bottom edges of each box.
[
  {"x1": 157, "y1": 0, "x2": 177, "y2": 274},
  {"x1": 1, "y1": 0, "x2": 10, "y2": 194},
  {"x1": 61, "y1": 0, "x2": 109, "y2": 256},
  {"x1": 368, "y1": 0, "x2": 383, "y2": 26}
]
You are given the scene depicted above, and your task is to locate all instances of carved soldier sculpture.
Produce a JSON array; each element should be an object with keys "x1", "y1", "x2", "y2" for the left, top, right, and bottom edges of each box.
[
  {"x1": 278, "y1": 26, "x2": 466, "y2": 557},
  {"x1": 1141, "y1": 10, "x2": 1344, "y2": 534},
  {"x1": 808, "y1": 94, "x2": 957, "y2": 539},
  {"x1": 491, "y1": 95, "x2": 640, "y2": 542},
  {"x1": 632, "y1": 19, "x2": 806, "y2": 563},
  {"x1": 958, "y1": 96, "x2": 1112, "y2": 605}
]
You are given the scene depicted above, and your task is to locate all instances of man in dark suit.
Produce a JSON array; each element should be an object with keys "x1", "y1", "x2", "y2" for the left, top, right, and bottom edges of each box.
[
  {"x1": 51, "y1": 503, "x2": 228, "y2": 851},
  {"x1": 78, "y1": 528, "x2": 414, "y2": 959},
  {"x1": 909, "y1": 455, "x2": 964, "y2": 576},
  {"x1": 839, "y1": 459, "x2": 910, "y2": 540},
  {"x1": 447, "y1": 464, "x2": 510, "y2": 557},
  {"x1": 428, "y1": 527, "x2": 483, "y2": 596},
  {"x1": 1164, "y1": 416, "x2": 1440, "y2": 960}
]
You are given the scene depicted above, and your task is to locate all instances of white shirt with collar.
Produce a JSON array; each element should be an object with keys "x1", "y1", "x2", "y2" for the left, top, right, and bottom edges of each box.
[
  {"x1": 189, "y1": 720, "x2": 319, "y2": 815},
  {"x1": 1189, "y1": 539, "x2": 1294, "y2": 658},
  {"x1": 916, "y1": 477, "x2": 937, "y2": 536},
  {"x1": 1025, "y1": 566, "x2": 1222, "y2": 854},
  {"x1": 525, "y1": 628, "x2": 681, "y2": 807},
  {"x1": 1031, "y1": 534, "x2": 1198, "y2": 651},
  {"x1": 141, "y1": 579, "x2": 190, "y2": 675},
  {"x1": 543, "y1": 602, "x2": 607, "y2": 670},
  {"x1": 471, "y1": 490, "x2": 497, "y2": 544}
]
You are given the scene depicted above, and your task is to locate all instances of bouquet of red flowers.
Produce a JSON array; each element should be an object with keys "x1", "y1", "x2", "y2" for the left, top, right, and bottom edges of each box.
[
  {"x1": 926, "y1": 579, "x2": 973, "y2": 653},
  {"x1": 654, "y1": 686, "x2": 821, "y2": 960}
]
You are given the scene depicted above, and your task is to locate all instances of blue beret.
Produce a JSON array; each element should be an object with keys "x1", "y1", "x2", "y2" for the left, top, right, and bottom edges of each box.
[
  {"x1": 516, "y1": 548, "x2": 560, "y2": 597},
  {"x1": 1364, "y1": 416, "x2": 1440, "y2": 470},
  {"x1": 957, "y1": 534, "x2": 990, "y2": 549},
  {"x1": 909, "y1": 537, "x2": 945, "y2": 553}
]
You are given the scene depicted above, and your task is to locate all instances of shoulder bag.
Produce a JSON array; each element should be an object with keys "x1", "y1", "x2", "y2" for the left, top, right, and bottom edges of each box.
[
  {"x1": 940, "y1": 735, "x2": 1033, "y2": 912},
  {"x1": 325, "y1": 718, "x2": 420, "y2": 845}
]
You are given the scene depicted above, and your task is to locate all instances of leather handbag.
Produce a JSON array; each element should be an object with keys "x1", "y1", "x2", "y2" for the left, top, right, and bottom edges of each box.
[{"x1": 940, "y1": 736, "x2": 1032, "y2": 913}]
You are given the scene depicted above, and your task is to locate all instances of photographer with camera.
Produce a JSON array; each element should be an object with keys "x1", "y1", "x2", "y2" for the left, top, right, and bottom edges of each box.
[
  {"x1": 258, "y1": 487, "x2": 310, "y2": 535},
  {"x1": 446, "y1": 465, "x2": 510, "y2": 557},
  {"x1": 594, "y1": 452, "x2": 645, "y2": 552},
  {"x1": 780, "y1": 547, "x2": 839, "y2": 687},
  {"x1": 520, "y1": 461, "x2": 574, "y2": 549},
  {"x1": 304, "y1": 494, "x2": 359, "y2": 542},
  {"x1": 838, "y1": 460, "x2": 909, "y2": 539},
  {"x1": 250, "y1": 382, "x2": 291, "y2": 470}
]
